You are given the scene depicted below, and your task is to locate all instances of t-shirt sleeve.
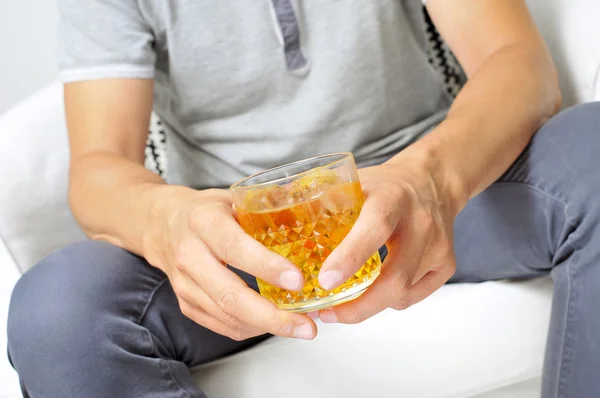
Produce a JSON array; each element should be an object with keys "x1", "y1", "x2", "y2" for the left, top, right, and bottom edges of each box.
[{"x1": 57, "y1": 0, "x2": 156, "y2": 83}]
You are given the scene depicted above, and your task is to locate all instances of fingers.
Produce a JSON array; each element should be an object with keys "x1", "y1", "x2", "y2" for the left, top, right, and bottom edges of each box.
[
  {"x1": 190, "y1": 207, "x2": 304, "y2": 291},
  {"x1": 321, "y1": 235, "x2": 455, "y2": 324},
  {"x1": 177, "y1": 237, "x2": 317, "y2": 340},
  {"x1": 178, "y1": 297, "x2": 265, "y2": 341},
  {"x1": 401, "y1": 264, "x2": 455, "y2": 308},
  {"x1": 319, "y1": 251, "x2": 423, "y2": 324},
  {"x1": 319, "y1": 213, "x2": 430, "y2": 324},
  {"x1": 203, "y1": 263, "x2": 317, "y2": 340},
  {"x1": 318, "y1": 190, "x2": 404, "y2": 290},
  {"x1": 171, "y1": 271, "x2": 258, "y2": 333}
]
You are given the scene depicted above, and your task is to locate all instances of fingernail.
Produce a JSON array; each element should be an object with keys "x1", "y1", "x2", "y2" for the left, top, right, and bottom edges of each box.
[
  {"x1": 319, "y1": 310, "x2": 338, "y2": 323},
  {"x1": 319, "y1": 270, "x2": 343, "y2": 290},
  {"x1": 293, "y1": 323, "x2": 315, "y2": 340},
  {"x1": 279, "y1": 270, "x2": 304, "y2": 291},
  {"x1": 306, "y1": 311, "x2": 319, "y2": 320}
]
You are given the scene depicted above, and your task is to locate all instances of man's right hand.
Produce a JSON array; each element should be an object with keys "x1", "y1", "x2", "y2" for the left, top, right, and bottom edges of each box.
[
  {"x1": 64, "y1": 79, "x2": 316, "y2": 341},
  {"x1": 142, "y1": 186, "x2": 316, "y2": 341}
]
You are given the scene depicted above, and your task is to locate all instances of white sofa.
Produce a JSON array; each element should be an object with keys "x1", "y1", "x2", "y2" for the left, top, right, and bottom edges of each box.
[{"x1": 1, "y1": 1, "x2": 599, "y2": 397}]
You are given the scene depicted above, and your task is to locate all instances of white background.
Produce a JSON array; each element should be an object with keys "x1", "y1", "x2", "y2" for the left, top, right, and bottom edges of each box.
[
  {"x1": 0, "y1": 0, "x2": 58, "y2": 113},
  {"x1": 0, "y1": 0, "x2": 598, "y2": 113},
  {"x1": 1, "y1": 3, "x2": 58, "y2": 396}
]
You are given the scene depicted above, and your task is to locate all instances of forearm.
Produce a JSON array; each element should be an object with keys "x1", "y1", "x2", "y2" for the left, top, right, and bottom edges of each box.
[
  {"x1": 69, "y1": 152, "x2": 178, "y2": 256},
  {"x1": 392, "y1": 44, "x2": 561, "y2": 212}
]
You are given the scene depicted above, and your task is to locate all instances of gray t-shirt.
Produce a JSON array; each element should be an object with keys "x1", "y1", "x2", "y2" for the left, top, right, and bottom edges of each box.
[{"x1": 58, "y1": 0, "x2": 451, "y2": 189}]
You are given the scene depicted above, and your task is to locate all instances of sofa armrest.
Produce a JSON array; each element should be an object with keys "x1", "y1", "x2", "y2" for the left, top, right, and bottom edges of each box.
[{"x1": 0, "y1": 83, "x2": 85, "y2": 273}]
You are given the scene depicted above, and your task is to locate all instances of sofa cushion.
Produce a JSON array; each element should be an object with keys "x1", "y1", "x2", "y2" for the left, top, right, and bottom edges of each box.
[{"x1": 193, "y1": 277, "x2": 552, "y2": 398}]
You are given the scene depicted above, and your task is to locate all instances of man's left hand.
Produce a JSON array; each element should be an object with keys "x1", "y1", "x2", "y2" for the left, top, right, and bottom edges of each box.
[{"x1": 317, "y1": 156, "x2": 460, "y2": 323}]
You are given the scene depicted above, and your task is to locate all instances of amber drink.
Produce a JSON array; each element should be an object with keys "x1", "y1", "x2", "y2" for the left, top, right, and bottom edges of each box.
[{"x1": 231, "y1": 153, "x2": 381, "y2": 312}]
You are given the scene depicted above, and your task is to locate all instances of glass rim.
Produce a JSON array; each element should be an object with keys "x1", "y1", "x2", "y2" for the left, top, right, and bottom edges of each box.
[{"x1": 230, "y1": 152, "x2": 353, "y2": 190}]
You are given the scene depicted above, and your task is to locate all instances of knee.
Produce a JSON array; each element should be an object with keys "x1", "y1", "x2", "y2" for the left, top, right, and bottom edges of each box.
[
  {"x1": 531, "y1": 102, "x2": 600, "y2": 180},
  {"x1": 7, "y1": 241, "x2": 148, "y2": 369},
  {"x1": 538, "y1": 102, "x2": 600, "y2": 148}
]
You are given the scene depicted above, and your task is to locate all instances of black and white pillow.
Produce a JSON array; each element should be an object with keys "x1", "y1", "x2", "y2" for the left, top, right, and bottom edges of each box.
[
  {"x1": 144, "y1": 113, "x2": 167, "y2": 176},
  {"x1": 423, "y1": 8, "x2": 466, "y2": 98},
  {"x1": 144, "y1": 7, "x2": 465, "y2": 176}
]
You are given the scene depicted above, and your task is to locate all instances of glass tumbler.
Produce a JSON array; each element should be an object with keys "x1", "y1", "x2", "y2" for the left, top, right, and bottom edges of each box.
[{"x1": 230, "y1": 152, "x2": 381, "y2": 312}]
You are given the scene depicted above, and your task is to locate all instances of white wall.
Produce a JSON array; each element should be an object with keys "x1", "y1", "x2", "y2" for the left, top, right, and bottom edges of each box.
[
  {"x1": 0, "y1": 1, "x2": 58, "y2": 113},
  {"x1": 0, "y1": 0, "x2": 597, "y2": 114}
]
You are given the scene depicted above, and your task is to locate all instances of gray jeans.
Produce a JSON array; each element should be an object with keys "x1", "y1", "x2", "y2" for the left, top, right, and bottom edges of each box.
[{"x1": 7, "y1": 102, "x2": 600, "y2": 397}]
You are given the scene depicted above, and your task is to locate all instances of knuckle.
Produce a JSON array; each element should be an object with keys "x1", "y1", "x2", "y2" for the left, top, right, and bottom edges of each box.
[
  {"x1": 372, "y1": 204, "x2": 395, "y2": 226},
  {"x1": 386, "y1": 181, "x2": 407, "y2": 201},
  {"x1": 391, "y1": 295, "x2": 413, "y2": 311},
  {"x1": 270, "y1": 317, "x2": 290, "y2": 337},
  {"x1": 386, "y1": 274, "x2": 410, "y2": 305},
  {"x1": 216, "y1": 288, "x2": 242, "y2": 316},
  {"x1": 179, "y1": 301, "x2": 193, "y2": 318},
  {"x1": 252, "y1": 257, "x2": 273, "y2": 279},
  {"x1": 376, "y1": 218, "x2": 395, "y2": 241},
  {"x1": 416, "y1": 210, "x2": 434, "y2": 231},
  {"x1": 345, "y1": 306, "x2": 368, "y2": 324},
  {"x1": 368, "y1": 206, "x2": 396, "y2": 240},
  {"x1": 204, "y1": 188, "x2": 224, "y2": 198},
  {"x1": 187, "y1": 207, "x2": 206, "y2": 232},
  {"x1": 220, "y1": 236, "x2": 242, "y2": 263},
  {"x1": 174, "y1": 238, "x2": 195, "y2": 271},
  {"x1": 227, "y1": 329, "x2": 247, "y2": 342},
  {"x1": 223, "y1": 312, "x2": 242, "y2": 330},
  {"x1": 230, "y1": 333, "x2": 245, "y2": 342},
  {"x1": 437, "y1": 238, "x2": 453, "y2": 256},
  {"x1": 189, "y1": 204, "x2": 224, "y2": 235},
  {"x1": 443, "y1": 263, "x2": 457, "y2": 278},
  {"x1": 174, "y1": 260, "x2": 186, "y2": 272},
  {"x1": 205, "y1": 210, "x2": 223, "y2": 232},
  {"x1": 170, "y1": 277, "x2": 185, "y2": 297},
  {"x1": 388, "y1": 272, "x2": 411, "y2": 293}
]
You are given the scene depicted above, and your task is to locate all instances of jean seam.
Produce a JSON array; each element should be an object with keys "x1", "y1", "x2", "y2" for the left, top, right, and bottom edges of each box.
[
  {"x1": 556, "y1": 249, "x2": 581, "y2": 398},
  {"x1": 136, "y1": 278, "x2": 168, "y2": 325},
  {"x1": 144, "y1": 328, "x2": 192, "y2": 398},
  {"x1": 136, "y1": 278, "x2": 193, "y2": 398},
  {"x1": 491, "y1": 181, "x2": 578, "y2": 230},
  {"x1": 490, "y1": 181, "x2": 582, "y2": 397}
]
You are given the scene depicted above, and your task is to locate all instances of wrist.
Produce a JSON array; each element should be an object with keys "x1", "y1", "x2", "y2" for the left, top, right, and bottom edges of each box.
[
  {"x1": 388, "y1": 139, "x2": 471, "y2": 216},
  {"x1": 141, "y1": 184, "x2": 191, "y2": 264}
]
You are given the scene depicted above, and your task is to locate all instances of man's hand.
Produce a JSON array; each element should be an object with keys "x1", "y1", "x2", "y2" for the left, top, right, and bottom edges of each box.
[
  {"x1": 317, "y1": 151, "x2": 459, "y2": 323},
  {"x1": 142, "y1": 187, "x2": 317, "y2": 341}
]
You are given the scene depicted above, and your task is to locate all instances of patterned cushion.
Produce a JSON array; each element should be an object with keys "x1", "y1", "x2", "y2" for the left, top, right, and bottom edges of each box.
[{"x1": 144, "y1": 113, "x2": 167, "y2": 176}]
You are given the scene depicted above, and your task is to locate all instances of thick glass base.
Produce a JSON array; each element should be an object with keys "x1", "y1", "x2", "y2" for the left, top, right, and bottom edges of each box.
[
  {"x1": 275, "y1": 271, "x2": 380, "y2": 313},
  {"x1": 258, "y1": 252, "x2": 382, "y2": 313}
]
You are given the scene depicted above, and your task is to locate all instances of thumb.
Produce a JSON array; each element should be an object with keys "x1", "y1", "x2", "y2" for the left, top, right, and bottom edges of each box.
[{"x1": 318, "y1": 196, "x2": 399, "y2": 290}]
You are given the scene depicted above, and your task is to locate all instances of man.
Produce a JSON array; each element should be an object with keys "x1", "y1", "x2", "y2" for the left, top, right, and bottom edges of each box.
[{"x1": 7, "y1": 0, "x2": 600, "y2": 397}]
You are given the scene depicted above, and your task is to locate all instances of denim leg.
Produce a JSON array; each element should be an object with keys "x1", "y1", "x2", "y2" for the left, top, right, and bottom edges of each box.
[
  {"x1": 451, "y1": 102, "x2": 600, "y2": 397},
  {"x1": 7, "y1": 240, "x2": 268, "y2": 398}
]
